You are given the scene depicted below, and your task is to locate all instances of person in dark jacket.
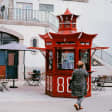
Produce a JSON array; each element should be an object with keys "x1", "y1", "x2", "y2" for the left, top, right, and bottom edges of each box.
[{"x1": 71, "y1": 61, "x2": 89, "y2": 110}]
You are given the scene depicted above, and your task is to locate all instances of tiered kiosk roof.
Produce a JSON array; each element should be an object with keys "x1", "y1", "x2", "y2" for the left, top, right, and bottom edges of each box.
[{"x1": 39, "y1": 8, "x2": 97, "y2": 43}]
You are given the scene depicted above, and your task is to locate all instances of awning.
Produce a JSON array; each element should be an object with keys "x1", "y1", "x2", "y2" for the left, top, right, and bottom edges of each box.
[
  {"x1": 0, "y1": 42, "x2": 33, "y2": 51},
  {"x1": 0, "y1": 42, "x2": 34, "y2": 80},
  {"x1": 91, "y1": 46, "x2": 109, "y2": 57},
  {"x1": 92, "y1": 47, "x2": 109, "y2": 50},
  {"x1": 28, "y1": 47, "x2": 46, "y2": 51}
]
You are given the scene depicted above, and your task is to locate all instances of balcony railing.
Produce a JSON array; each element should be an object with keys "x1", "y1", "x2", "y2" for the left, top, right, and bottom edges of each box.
[{"x1": 0, "y1": 8, "x2": 59, "y2": 31}]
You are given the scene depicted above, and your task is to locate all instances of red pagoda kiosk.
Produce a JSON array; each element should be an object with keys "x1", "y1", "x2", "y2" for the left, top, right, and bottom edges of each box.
[{"x1": 38, "y1": 9, "x2": 97, "y2": 97}]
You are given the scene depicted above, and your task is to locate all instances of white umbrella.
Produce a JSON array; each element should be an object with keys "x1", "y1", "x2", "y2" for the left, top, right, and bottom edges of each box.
[{"x1": 0, "y1": 42, "x2": 32, "y2": 51}]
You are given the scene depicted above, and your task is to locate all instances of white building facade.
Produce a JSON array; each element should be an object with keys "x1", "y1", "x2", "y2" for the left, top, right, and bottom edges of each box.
[{"x1": 0, "y1": 0, "x2": 112, "y2": 80}]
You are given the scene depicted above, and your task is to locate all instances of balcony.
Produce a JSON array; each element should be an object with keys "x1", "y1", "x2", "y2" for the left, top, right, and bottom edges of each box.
[{"x1": 0, "y1": 8, "x2": 59, "y2": 31}]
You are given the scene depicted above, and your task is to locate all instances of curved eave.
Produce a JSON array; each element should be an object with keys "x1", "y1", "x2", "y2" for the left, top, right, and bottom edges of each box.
[
  {"x1": 28, "y1": 47, "x2": 46, "y2": 51},
  {"x1": 39, "y1": 32, "x2": 97, "y2": 42},
  {"x1": 79, "y1": 32, "x2": 98, "y2": 41},
  {"x1": 92, "y1": 47, "x2": 109, "y2": 50},
  {"x1": 39, "y1": 34, "x2": 45, "y2": 40},
  {"x1": 49, "y1": 32, "x2": 97, "y2": 41},
  {"x1": 49, "y1": 32, "x2": 80, "y2": 40},
  {"x1": 39, "y1": 33, "x2": 51, "y2": 40},
  {"x1": 62, "y1": 14, "x2": 79, "y2": 17}
]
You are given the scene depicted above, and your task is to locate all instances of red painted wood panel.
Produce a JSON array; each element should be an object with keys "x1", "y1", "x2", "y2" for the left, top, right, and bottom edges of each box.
[{"x1": 0, "y1": 65, "x2": 6, "y2": 79}]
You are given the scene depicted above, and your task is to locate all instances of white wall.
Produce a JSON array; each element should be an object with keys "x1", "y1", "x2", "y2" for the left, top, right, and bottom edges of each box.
[
  {"x1": 1, "y1": 0, "x2": 112, "y2": 79},
  {"x1": 0, "y1": 24, "x2": 46, "y2": 79}
]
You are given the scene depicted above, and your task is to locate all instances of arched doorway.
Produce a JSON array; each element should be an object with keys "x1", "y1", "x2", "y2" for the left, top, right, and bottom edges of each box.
[{"x1": 0, "y1": 32, "x2": 19, "y2": 79}]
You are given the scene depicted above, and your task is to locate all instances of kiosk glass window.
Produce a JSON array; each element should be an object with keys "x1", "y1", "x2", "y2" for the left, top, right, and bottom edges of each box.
[
  {"x1": 72, "y1": 22, "x2": 76, "y2": 28},
  {"x1": 48, "y1": 51, "x2": 53, "y2": 70},
  {"x1": 57, "y1": 50, "x2": 74, "y2": 70},
  {"x1": 0, "y1": 32, "x2": 18, "y2": 45},
  {"x1": 79, "y1": 49, "x2": 90, "y2": 71},
  {"x1": 64, "y1": 16, "x2": 70, "y2": 28}
]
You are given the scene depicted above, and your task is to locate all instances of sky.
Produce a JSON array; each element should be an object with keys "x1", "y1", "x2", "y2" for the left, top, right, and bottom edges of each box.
[{"x1": 78, "y1": 0, "x2": 112, "y2": 55}]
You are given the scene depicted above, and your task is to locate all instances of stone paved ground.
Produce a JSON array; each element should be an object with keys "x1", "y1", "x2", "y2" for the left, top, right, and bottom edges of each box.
[{"x1": 0, "y1": 81, "x2": 112, "y2": 112}]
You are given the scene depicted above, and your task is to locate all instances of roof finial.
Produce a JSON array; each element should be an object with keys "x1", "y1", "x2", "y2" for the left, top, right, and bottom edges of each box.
[{"x1": 64, "y1": 8, "x2": 72, "y2": 15}]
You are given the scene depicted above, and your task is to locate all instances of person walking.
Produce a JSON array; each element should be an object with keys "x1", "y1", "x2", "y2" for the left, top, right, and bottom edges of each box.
[{"x1": 71, "y1": 60, "x2": 89, "y2": 110}]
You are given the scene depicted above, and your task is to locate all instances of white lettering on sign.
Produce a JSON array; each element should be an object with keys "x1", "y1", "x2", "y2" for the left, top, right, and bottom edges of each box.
[
  {"x1": 67, "y1": 77, "x2": 72, "y2": 93},
  {"x1": 49, "y1": 76, "x2": 52, "y2": 92},
  {"x1": 47, "y1": 75, "x2": 49, "y2": 91},
  {"x1": 57, "y1": 77, "x2": 64, "y2": 93}
]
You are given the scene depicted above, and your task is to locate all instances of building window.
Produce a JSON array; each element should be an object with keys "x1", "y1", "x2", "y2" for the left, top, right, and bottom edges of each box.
[
  {"x1": 16, "y1": 2, "x2": 33, "y2": 20},
  {"x1": 31, "y1": 38, "x2": 38, "y2": 55},
  {"x1": 33, "y1": 39, "x2": 37, "y2": 47},
  {"x1": 0, "y1": 32, "x2": 18, "y2": 45},
  {"x1": 39, "y1": 4, "x2": 54, "y2": 12},
  {"x1": 16, "y1": 2, "x2": 33, "y2": 9}
]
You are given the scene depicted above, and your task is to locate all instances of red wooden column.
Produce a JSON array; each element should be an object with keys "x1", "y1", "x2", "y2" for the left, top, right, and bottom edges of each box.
[
  {"x1": 45, "y1": 50, "x2": 49, "y2": 94},
  {"x1": 52, "y1": 47, "x2": 56, "y2": 96},
  {"x1": 0, "y1": 65, "x2": 6, "y2": 79}
]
